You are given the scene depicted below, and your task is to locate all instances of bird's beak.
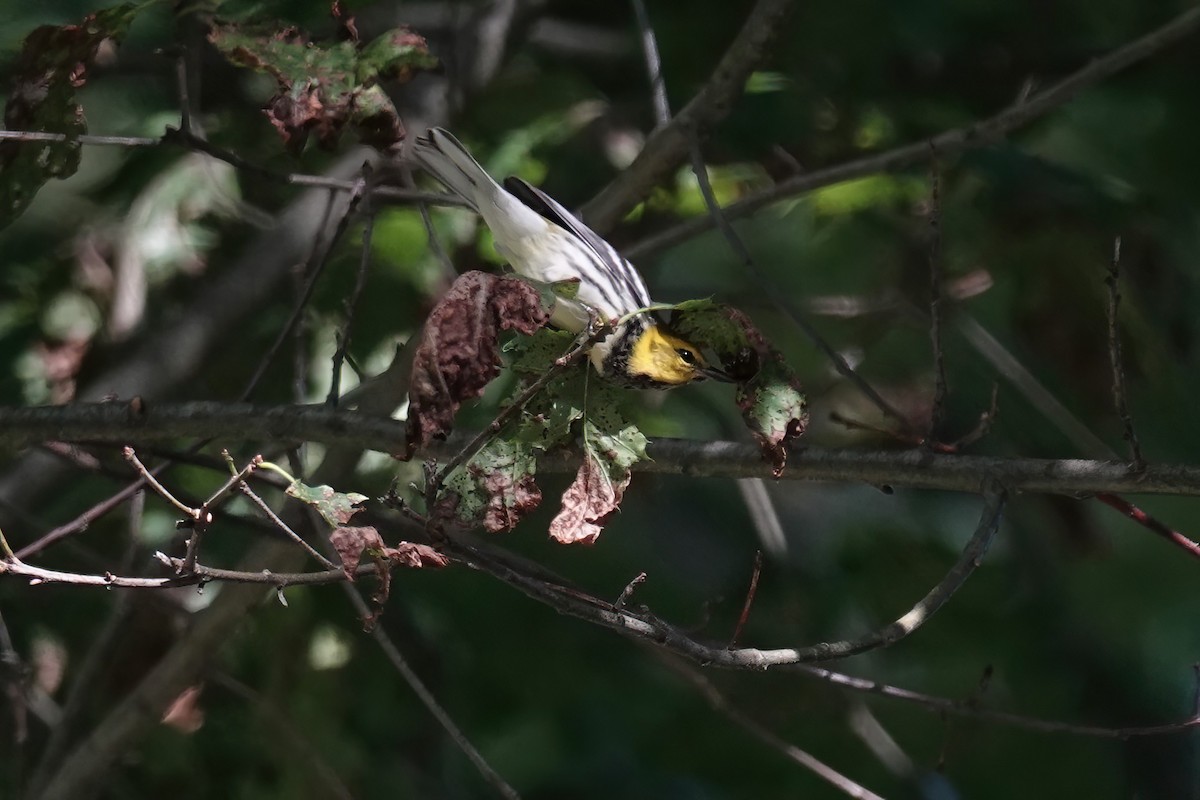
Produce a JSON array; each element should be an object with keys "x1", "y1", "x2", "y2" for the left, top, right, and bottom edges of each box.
[{"x1": 700, "y1": 365, "x2": 734, "y2": 383}]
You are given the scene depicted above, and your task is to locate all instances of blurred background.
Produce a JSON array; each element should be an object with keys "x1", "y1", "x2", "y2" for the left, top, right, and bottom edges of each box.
[{"x1": 2, "y1": 0, "x2": 1200, "y2": 797}]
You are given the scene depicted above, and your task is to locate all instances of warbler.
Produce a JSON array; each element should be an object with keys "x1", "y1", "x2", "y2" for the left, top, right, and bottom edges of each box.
[{"x1": 412, "y1": 128, "x2": 728, "y2": 388}]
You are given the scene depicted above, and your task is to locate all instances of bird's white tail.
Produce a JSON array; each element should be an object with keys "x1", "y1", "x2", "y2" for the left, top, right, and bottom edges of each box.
[
  {"x1": 412, "y1": 128, "x2": 551, "y2": 258},
  {"x1": 411, "y1": 128, "x2": 502, "y2": 213}
]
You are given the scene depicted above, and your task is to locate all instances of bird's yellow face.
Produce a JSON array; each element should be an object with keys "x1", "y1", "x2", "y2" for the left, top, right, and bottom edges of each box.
[{"x1": 626, "y1": 326, "x2": 726, "y2": 387}]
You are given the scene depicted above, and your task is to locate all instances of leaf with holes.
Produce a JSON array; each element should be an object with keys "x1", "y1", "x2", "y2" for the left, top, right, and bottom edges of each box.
[
  {"x1": 287, "y1": 481, "x2": 368, "y2": 527},
  {"x1": 673, "y1": 300, "x2": 807, "y2": 474},
  {"x1": 437, "y1": 437, "x2": 542, "y2": 533},
  {"x1": 432, "y1": 362, "x2": 586, "y2": 533},
  {"x1": 208, "y1": 17, "x2": 436, "y2": 152},
  {"x1": 1, "y1": 3, "x2": 140, "y2": 229}
]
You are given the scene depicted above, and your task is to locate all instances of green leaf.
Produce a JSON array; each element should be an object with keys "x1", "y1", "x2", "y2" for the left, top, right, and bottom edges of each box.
[
  {"x1": 509, "y1": 328, "x2": 577, "y2": 374},
  {"x1": 432, "y1": 352, "x2": 596, "y2": 533},
  {"x1": 286, "y1": 481, "x2": 368, "y2": 527},
  {"x1": 672, "y1": 302, "x2": 808, "y2": 474},
  {"x1": 737, "y1": 356, "x2": 808, "y2": 477},
  {"x1": 440, "y1": 437, "x2": 541, "y2": 533},
  {"x1": 671, "y1": 299, "x2": 753, "y2": 358}
]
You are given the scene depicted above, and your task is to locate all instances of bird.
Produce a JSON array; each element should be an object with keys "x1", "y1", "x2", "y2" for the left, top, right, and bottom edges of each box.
[{"x1": 411, "y1": 127, "x2": 729, "y2": 389}]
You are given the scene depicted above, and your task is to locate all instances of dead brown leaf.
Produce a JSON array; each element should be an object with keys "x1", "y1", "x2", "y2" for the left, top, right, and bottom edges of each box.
[{"x1": 404, "y1": 272, "x2": 551, "y2": 457}]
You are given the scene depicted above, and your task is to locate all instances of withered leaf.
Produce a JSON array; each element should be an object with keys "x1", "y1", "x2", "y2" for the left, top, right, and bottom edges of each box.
[
  {"x1": 548, "y1": 395, "x2": 647, "y2": 545},
  {"x1": 208, "y1": 19, "x2": 435, "y2": 152},
  {"x1": 405, "y1": 272, "x2": 552, "y2": 457},
  {"x1": 381, "y1": 541, "x2": 449, "y2": 570},
  {"x1": 548, "y1": 453, "x2": 631, "y2": 546},
  {"x1": 330, "y1": 525, "x2": 384, "y2": 579},
  {"x1": 331, "y1": 525, "x2": 449, "y2": 579},
  {"x1": 1, "y1": 4, "x2": 138, "y2": 229},
  {"x1": 435, "y1": 437, "x2": 543, "y2": 533}
]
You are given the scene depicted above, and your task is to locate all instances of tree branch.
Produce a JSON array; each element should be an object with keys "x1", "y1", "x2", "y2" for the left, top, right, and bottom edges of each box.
[
  {"x1": 627, "y1": 4, "x2": 1200, "y2": 259},
  {"x1": 4, "y1": 402, "x2": 1200, "y2": 497},
  {"x1": 580, "y1": 0, "x2": 796, "y2": 232},
  {"x1": 443, "y1": 486, "x2": 1005, "y2": 669}
]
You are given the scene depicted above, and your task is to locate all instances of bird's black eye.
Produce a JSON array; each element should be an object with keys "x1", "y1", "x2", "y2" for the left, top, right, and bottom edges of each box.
[{"x1": 675, "y1": 348, "x2": 697, "y2": 365}]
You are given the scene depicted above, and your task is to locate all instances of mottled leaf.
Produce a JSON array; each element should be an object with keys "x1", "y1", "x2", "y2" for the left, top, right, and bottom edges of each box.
[
  {"x1": 431, "y1": 347, "x2": 587, "y2": 533},
  {"x1": 0, "y1": 3, "x2": 139, "y2": 229},
  {"x1": 549, "y1": 387, "x2": 648, "y2": 545},
  {"x1": 405, "y1": 272, "x2": 552, "y2": 456},
  {"x1": 673, "y1": 301, "x2": 807, "y2": 474},
  {"x1": 208, "y1": 18, "x2": 435, "y2": 152},
  {"x1": 286, "y1": 481, "x2": 368, "y2": 526},
  {"x1": 438, "y1": 437, "x2": 542, "y2": 533}
]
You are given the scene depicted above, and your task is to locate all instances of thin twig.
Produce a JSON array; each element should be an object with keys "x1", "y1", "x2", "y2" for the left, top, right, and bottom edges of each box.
[
  {"x1": 798, "y1": 662, "x2": 1200, "y2": 739},
  {"x1": 333, "y1": 563, "x2": 521, "y2": 798},
  {"x1": 0, "y1": 130, "x2": 160, "y2": 147},
  {"x1": 441, "y1": 485, "x2": 1006, "y2": 668},
  {"x1": 926, "y1": 158, "x2": 949, "y2": 445},
  {"x1": 661, "y1": 656, "x2": 886, "y2": 799},
  {"x1": 1106, "y1": 236, "x2": 1145, "y2": 469},
  {"x1": 240, "y1": 181, "x2": 365, "y2": 401},
  {"x1": 326, "y1": 197, "x2": 377, "y2": 407},
  {"x1": 237, "y1": 482, "x2": 337, "y2": 569},
  {"x1": 630, "y1": 0, "x2": 671, "y2": 128},
  {"x1": 727, "y1": 550, "x2": 763, "y2": 650},
  {"x1": 1094, "y1": 493, "x2": 1200, "y2": 561},
  {"x1": 204, "y1": 452, "x2": 263, "y2": 510},
  {"x1": 685, "y1": 138, "x2": 915, "y2": 431},
  {"x1": 582, "y1": 0, "x2": 796, "y2": 232},
  {"x1": 615, "y1": 572, "x2": 648, "y2": 608},
  {"x1": 953, "y1": 383, "x2": 1000, "y2": 449},
  {"x1": 626, "y1": 4, "x2": 1200, "y2": 260},
  {"x1": 14, "y1": 447, "x2": 286, "y2": 563},
  {"x1": 122, "y1": 447, "x2": 199, "y2": 521},
  {"x1": 630, "y1": 0, "x2": 911, "y2": 431}
]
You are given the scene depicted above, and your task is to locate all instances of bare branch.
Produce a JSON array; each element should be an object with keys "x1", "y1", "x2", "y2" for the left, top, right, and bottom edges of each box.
[
  {"x1": 326, "y1": 189, "x2": 378, "y2": 407},
  {"x1": 628, "y1": 5, "x2": 1200, "y2": 259},
  {"x1": 728, "y1": 550, "x2": 764, "y2": 650},
  {"x1": 798, "y1": 663, "x2": 1200, "y2": 739},
  {"x1": 121, "y1": 446, "x2": 199, "y2": 522},
  {"x1": 581, "y1": 0, "x2": 796, "y2": 232},
  {"x1": 7, "y1": 403, "x2": 1200, "y2": 497},
  {"x1": 1105, "y1": 236, "x2": 1145, "y2": 468},
  {"x1": 445, "y1": 485, "x2": 1005, "y2": 669},
  {"x1": 662, "y1": 656, "x2": 886, "y2": 799},
  {"x1": 926, "y1": 160, "x2": 949, "y2": 444},
  {"x1": 336, "y1": 579, "x2": 522, "y2": 799},
  {"x1": 1095, "y1": 493, "x2": 1200, "y2": 561}
]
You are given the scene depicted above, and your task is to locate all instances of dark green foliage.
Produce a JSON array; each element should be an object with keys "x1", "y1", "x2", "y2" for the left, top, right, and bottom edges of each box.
[{"x1": 3, "y1": 1, "x2": 1200, "y2": 799}]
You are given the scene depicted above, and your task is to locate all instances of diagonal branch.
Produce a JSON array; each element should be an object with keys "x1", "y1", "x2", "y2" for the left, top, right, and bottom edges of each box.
[
  {"x1": 444, "y1": 485, "x2": 1006, "y2": 669},
  {"x1": 627, "y1": 4, "x2": 1200, "y2": 259},
  {"x1": 580, "y1": 0, "x2": 796, "y2": 233}
]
